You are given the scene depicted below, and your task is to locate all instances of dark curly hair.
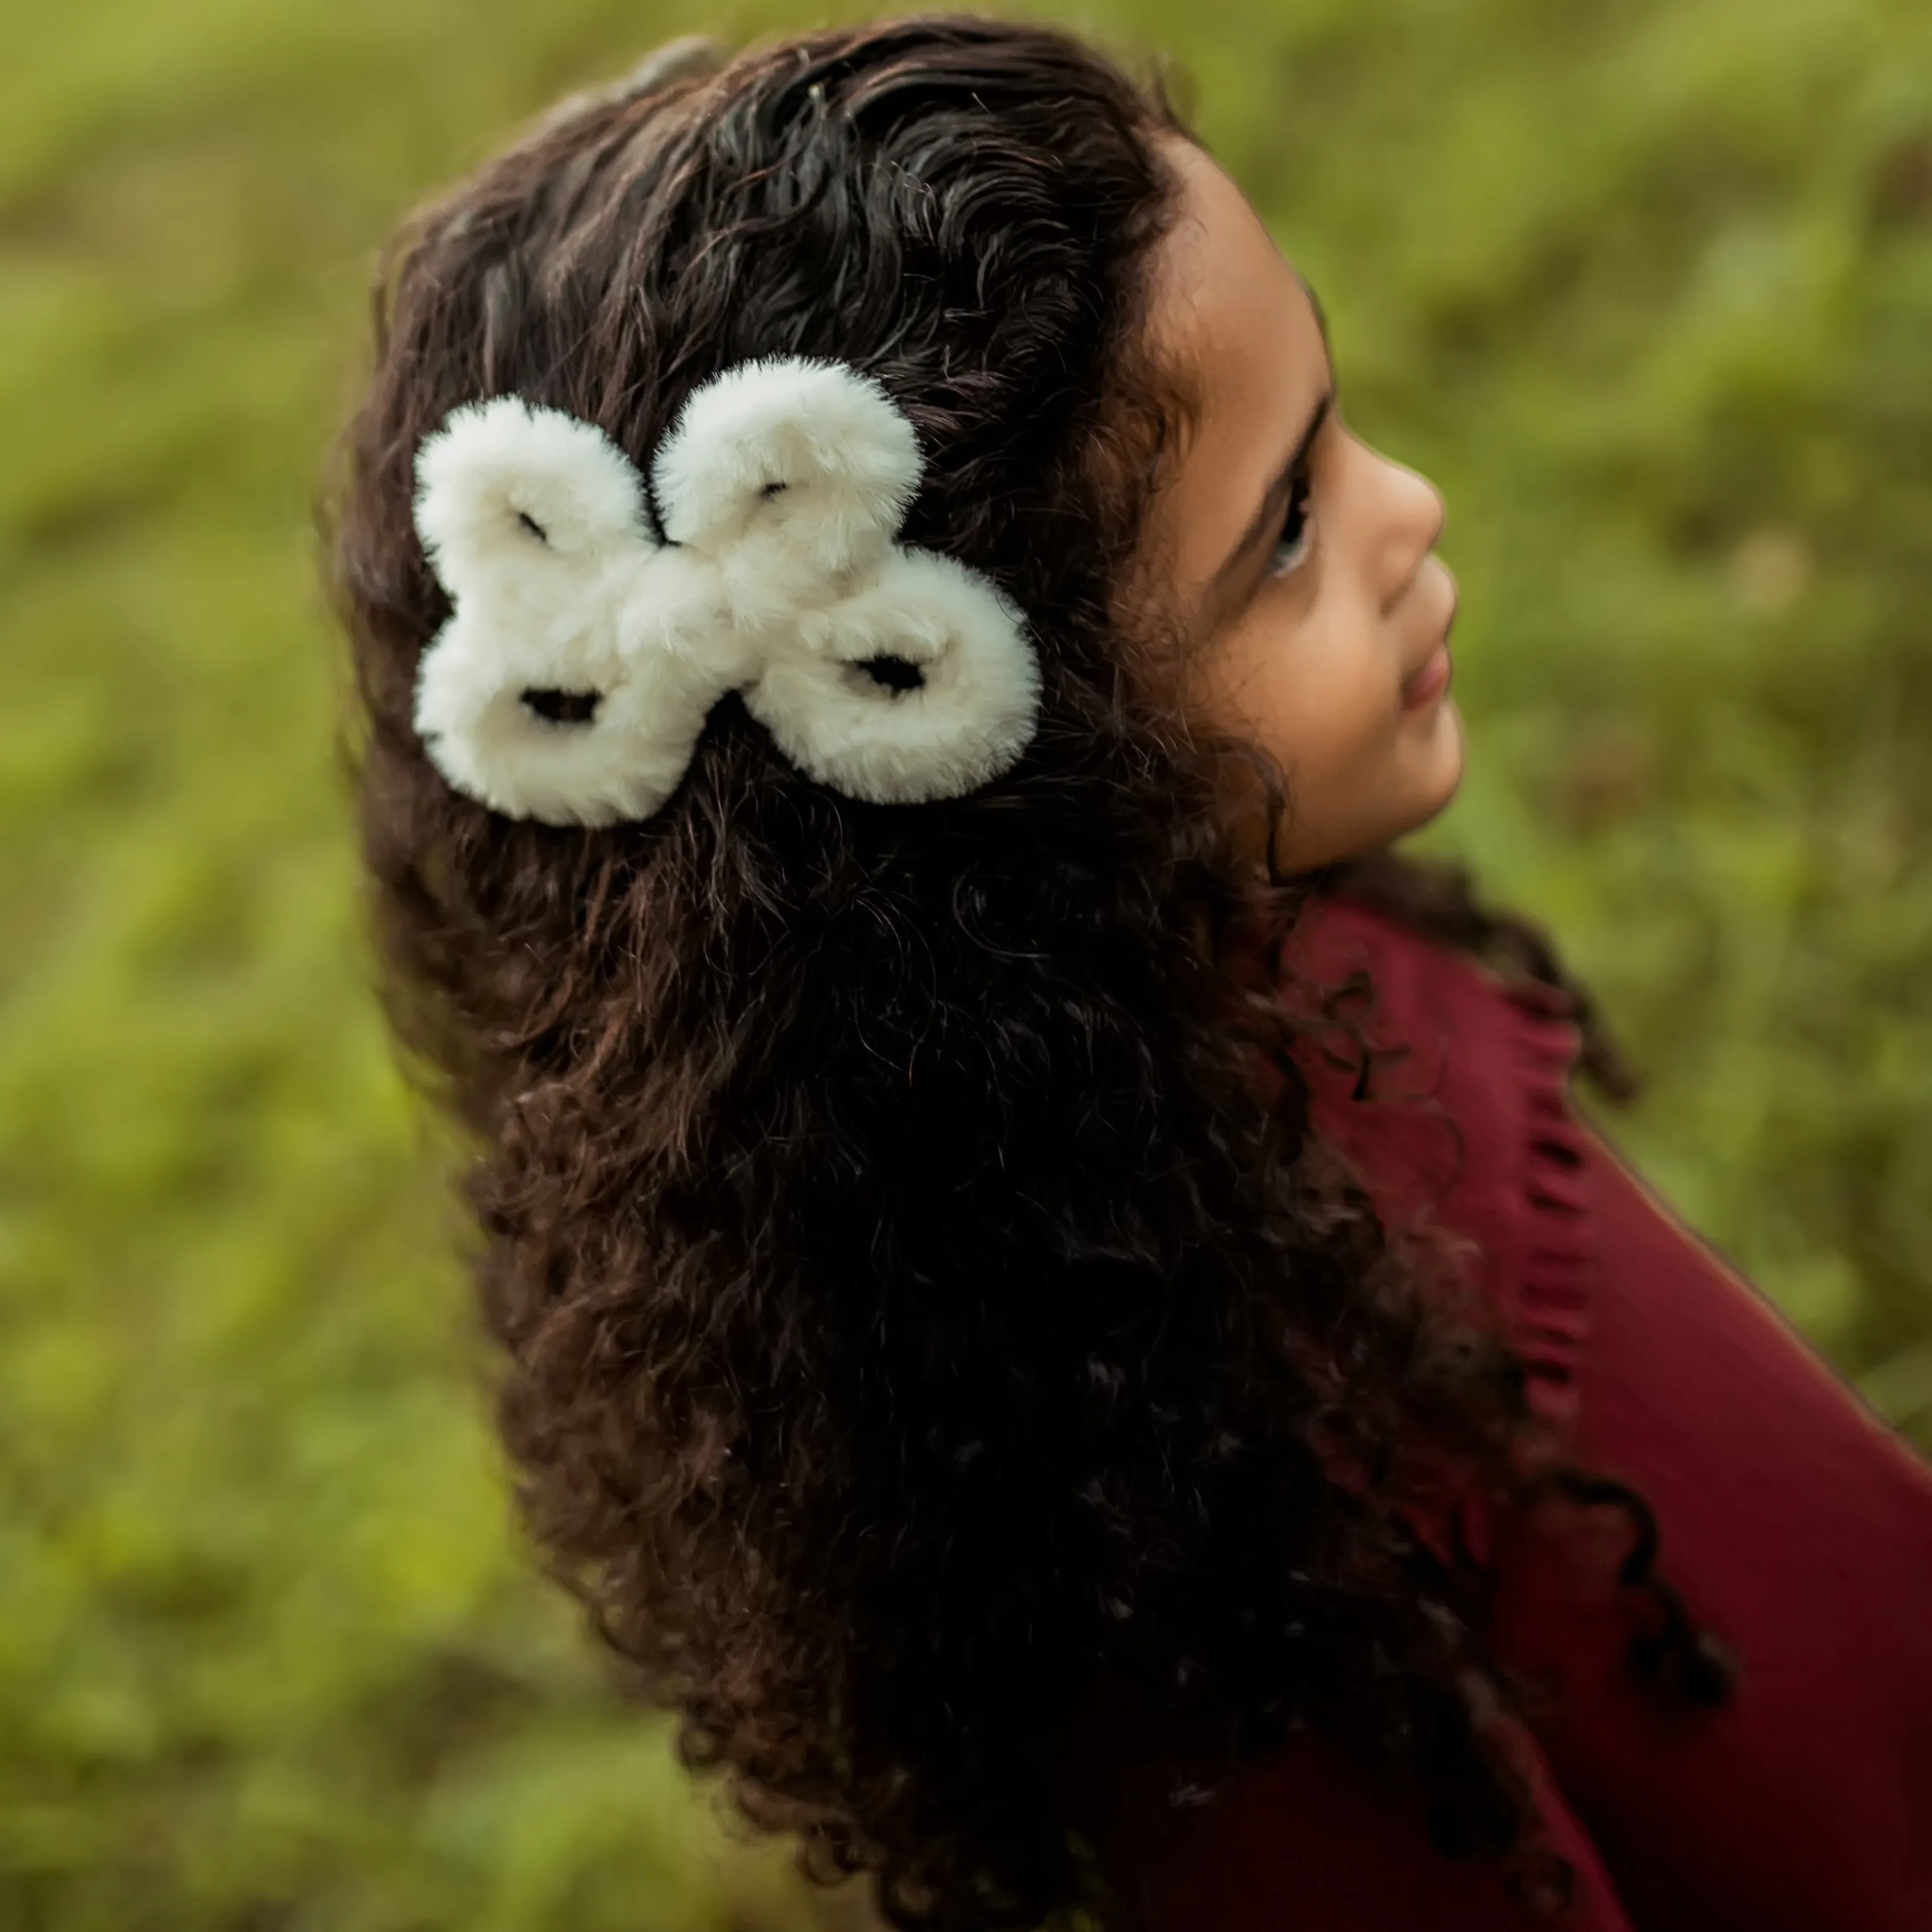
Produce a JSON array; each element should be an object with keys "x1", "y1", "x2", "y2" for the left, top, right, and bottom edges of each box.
[{"x1": 326, "y1": 18, "x2": 1733, "y2": 1930}]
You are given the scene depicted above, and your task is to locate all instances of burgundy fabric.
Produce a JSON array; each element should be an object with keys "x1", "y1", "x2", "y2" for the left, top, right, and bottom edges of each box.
[{"x1": 1130, "y1": 895, "x2": 1932, "y2": 1931}]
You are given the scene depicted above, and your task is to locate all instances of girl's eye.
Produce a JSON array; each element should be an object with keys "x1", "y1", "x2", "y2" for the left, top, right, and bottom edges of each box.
[{"x1": 1269, "y1": 468, "x2": 1315, "y2": 579}]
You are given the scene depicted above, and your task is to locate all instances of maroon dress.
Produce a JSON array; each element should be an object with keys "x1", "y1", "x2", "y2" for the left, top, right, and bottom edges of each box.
[{"x1": 1130, "y1": 895, "x2": 1932, "y2": 1931}]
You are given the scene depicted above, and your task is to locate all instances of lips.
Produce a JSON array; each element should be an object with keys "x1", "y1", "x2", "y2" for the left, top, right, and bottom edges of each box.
[
  {"x1": 1401, "y1": 642, "x2": 1452, "y2": 710},
  {"x1": 1400, "y1": 575, "x2": 1457, "y2": 709}
]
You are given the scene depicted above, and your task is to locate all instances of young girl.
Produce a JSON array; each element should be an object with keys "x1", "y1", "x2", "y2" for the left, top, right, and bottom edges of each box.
[{"x1": 328, "y1": 18, "x2": 1932, "y2": 1931}]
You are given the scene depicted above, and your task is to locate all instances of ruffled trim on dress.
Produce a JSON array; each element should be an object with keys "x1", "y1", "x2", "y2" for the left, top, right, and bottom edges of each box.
[{"x1": 1503, "y1": 978, "x2": 1598, "y2": 1439}]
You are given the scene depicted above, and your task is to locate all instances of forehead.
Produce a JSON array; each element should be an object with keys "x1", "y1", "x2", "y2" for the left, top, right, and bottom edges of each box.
[{"x1": 1140, "y1": 140, "x2": 1329, "y2": 592}]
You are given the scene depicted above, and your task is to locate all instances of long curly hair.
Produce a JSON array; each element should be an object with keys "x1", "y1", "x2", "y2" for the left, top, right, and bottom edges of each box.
[{"x1": 327, "y1": 18, "x2": 1732, "y2": 1929}]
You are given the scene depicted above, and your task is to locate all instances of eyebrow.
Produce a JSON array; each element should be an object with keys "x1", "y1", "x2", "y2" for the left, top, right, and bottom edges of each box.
[{"x1": 1211, "y1": 385, "x2": 1334, "y2": 594}]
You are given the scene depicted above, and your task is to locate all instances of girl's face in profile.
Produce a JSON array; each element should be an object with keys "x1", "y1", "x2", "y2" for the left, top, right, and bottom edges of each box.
[{"x1": 1143, "y1": 139, "x2": 1465, "y2": 873}]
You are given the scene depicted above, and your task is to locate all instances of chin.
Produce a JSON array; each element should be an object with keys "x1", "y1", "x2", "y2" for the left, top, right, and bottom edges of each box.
[
  {"x1": 1401, "y1": 696, "x2": 1467, "y2": 835},
  {"x1": 1280, "y1": 705, "x2": 1469, "y2": 871}
]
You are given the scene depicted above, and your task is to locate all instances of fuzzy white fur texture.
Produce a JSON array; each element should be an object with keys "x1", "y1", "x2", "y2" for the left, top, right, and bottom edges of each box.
[{"x1": 409, "y1": 359, "x2": 1040, "y2": 825}]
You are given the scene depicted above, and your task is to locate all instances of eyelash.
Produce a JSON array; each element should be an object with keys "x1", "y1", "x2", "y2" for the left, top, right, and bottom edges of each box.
[{"x1": 1268, "y1": 464, "x2": 1316, "y2": 579}]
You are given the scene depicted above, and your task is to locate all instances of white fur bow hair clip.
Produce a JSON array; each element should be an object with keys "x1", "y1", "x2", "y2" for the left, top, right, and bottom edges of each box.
[{"x1": 409, "y1": 358, "x2": 1042, "y2": 826}]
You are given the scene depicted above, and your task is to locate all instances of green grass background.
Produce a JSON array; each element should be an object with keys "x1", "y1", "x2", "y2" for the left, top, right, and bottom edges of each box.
[{"x1": 3, "y1": 1, "x2": 1928, "y2": 1926}]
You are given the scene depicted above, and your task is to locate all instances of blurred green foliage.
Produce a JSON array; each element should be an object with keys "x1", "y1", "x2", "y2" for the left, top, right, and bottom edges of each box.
[{"x1": 2, "y1": 0, "x2": 1927, "y2": 1926}]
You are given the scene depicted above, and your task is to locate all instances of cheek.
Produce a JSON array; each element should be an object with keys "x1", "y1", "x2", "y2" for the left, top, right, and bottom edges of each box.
[
  {"x1": 1241, "y1": 603, "x2": 1395, "y2": 784},
  {"x1": 1193, "y1": 584, "x2": 1464, "y2": 867},
  {"x1": 1226, "y1": 599, "x2": 1464, "y2": 867}
]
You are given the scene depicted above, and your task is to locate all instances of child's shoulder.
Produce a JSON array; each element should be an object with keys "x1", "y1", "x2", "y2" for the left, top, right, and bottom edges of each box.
[
  {"x1": 1282, "y1": 890, "x2": 1590, "y2": 1164},
  {"x1": 1288, "y1": 890, "x2": 1582, "y2": 1038},
  {"x1": 1283, "y1": 890, "x2": 1598, "y2": 1432}
]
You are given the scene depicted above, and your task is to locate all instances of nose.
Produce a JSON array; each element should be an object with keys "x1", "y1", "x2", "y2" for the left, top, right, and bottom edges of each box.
[{"x1": 1375, "y1": 451, "x2": 1446, "y2": 615}]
